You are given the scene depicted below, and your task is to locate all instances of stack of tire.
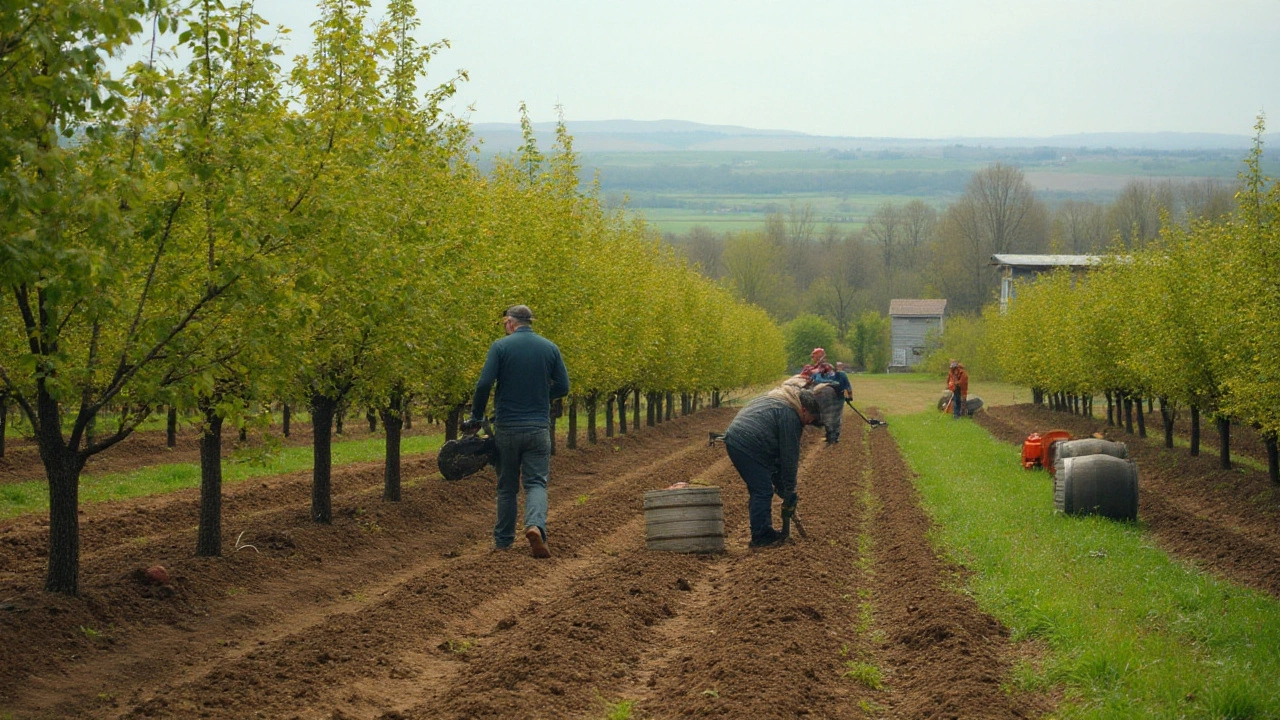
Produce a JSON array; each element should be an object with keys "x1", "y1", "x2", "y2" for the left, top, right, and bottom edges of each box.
[{"x1": 1050, "y1": 438, "x2": 1138, "y2": 521}]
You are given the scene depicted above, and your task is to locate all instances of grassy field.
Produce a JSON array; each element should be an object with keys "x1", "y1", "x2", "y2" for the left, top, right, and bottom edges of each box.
[
  {"x1": 890, "y1": 411, "x2": 1280, "y2": 718},
  {"x1": 848, "y1": 370, "x2": 1031, "y2": 416}
]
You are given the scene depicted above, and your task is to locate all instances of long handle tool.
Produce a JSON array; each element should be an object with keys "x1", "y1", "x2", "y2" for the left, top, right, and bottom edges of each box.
[{"x1": 845, "y1": 399, "x2": 887, "y2": 428}]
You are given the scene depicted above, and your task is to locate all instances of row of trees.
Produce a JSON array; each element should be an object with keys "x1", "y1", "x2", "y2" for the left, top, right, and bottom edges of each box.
[
  {"x1": 668, "y1": 164, "x2": 1241, "y2": 325},
  {"x1": 0, "y1": 0, "x2": 785, "y2": 594},
  {"x1": 989, "y1": 125, "x2": 1279, "y2": 482}
]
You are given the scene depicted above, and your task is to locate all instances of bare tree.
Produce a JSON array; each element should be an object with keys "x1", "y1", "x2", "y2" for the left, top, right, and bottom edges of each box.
[
  {"x1": 678, "y1": 225, "x2": 725, "y2": 278},
  {"x1": 900, "y1": 199, "x2": 938, "y2": 268},
  {"x1": 1107, "y1": 180, "x2": 1162, "y2": 248},
  {"x1": 929, "y1": 163, "x2": 1048, "y2": 313},
  {"x1": 1179, "y1": 178, "x2": 1235, "y2": 223},
  {"x1": 1052, "y1": 200, "x2": 1108, "y2": 253},
  {"x1": 865, "y1": 201, "x2": 902, "y2": 273}
]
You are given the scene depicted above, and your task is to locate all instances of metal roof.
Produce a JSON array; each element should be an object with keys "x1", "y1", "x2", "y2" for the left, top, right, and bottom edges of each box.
[
  {"x1": 889, "y1": 298, "x2": 947, "y2": 317},
  {"x1": 990, "y1": 254, "x2": 1102, "y2": 268}
]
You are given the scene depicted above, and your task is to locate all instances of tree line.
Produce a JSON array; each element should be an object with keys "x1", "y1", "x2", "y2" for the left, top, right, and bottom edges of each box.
[
  {"x1": 988, "y1": 125, "x2": 1279, "y2": 482},
  {"x1": 666, "y1": 161, "x2": 1241, "y2": 340},
  {"x1": 0, "y1": 0, "x2": 785, "y2": 595}
]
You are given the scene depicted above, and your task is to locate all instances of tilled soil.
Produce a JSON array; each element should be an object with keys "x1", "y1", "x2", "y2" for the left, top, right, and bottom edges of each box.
[
  {"x1": 977, "y1": 404, "x2": 1280, "y2": 598},
  {"x1": 1, "y1": 408, "x2": 1048, "y2": 719}
]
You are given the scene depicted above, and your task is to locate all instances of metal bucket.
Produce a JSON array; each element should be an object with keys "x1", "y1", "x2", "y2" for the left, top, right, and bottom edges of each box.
[
  {"x1": 1053, "y1": 454, "x2": 1139, "y2": 521},
  {"x1": 644, "y1": 486, "x2": 725, "y2": 553}
]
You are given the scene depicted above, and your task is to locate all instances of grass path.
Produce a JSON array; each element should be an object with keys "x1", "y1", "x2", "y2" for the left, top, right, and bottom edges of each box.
[
  {"x1": 890, "y1": 411, "x2": 1280, "y2": 719},
  {"x1": 0, "y1": 434, "x2": 445, "y2": 520}
]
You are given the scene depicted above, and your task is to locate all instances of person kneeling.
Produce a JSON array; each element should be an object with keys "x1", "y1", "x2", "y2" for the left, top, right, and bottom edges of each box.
[{"x1": 722, "y1": 385, "x2": 823, "y2": 547}]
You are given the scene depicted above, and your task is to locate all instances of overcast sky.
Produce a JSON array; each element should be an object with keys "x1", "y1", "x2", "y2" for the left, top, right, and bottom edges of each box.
[{"x1": 196, "y1": 0, "x2": 1278, "y2": 139}]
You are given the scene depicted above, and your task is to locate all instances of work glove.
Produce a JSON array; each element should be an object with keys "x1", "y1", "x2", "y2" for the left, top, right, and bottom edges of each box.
[
  {"x1": 781, "y1": 493, "x2": 798, "y2": 520},
  {"x1": 460, "y1": 418, "x2": 482, "y2": 433}
]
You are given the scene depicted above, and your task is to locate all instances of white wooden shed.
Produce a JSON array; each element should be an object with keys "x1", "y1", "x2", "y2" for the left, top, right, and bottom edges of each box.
[{"x1": 888, "y1": 299, "x2": 947, "y2": 372}]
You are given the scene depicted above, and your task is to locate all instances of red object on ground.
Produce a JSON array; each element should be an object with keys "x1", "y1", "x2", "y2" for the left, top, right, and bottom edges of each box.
[
  {"x1": 144, "y1": 565, "x2": 170, "y2": 585},
  {"x1": 1021, "y1": 434, "x2": 1044, "y2": 469},
  {"x1": 1041, "y1": 430, "x2": 1072, "y2": 474}
]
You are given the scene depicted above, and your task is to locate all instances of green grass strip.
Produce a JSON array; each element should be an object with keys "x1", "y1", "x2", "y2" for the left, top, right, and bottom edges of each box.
[
  {"x1": 889, "y1": 411, "x2": 1280, "y2": 719},
  {"x1": 0, "y1": 434, "x2": 444, "y2": 520}
]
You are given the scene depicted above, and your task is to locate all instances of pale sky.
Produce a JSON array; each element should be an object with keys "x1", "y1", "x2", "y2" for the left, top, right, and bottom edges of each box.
[{"x1": 187, "y1": 0, "x2": 1279, "y2": 138}]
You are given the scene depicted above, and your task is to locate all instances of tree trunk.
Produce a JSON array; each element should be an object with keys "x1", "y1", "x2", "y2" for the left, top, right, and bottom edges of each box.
[
  {"x1": 1265, "y1": 433, "x2": 1279, "y2": 485},
  {"x1": 335, "y1": 401, "x2": 345, "y2": 435},
  {"x1": 713, "y1": 389, "x2": 721, "y2": 408},
  {"x1": 617, "y1": 390, "x2": 627, "y2": 435},
  {"x1": 653, "y1": 392, "x2": 662, "y2": 425},
  {"x1": 310, "y1": 393, "x2": 338, "y2": 524},
  {"x1": 1190, "y1": 405, "x2": 1200, "y2": 456},
  {"x1": 166, "y1": 405, "x2": 177, "y2": 448},
  {"x1": 567, "y1": 397, "x2": 578, "y2": 450},
  {"x1": 1135, "y1": 396, "x2": 1146, "y2": 438},
  {"x1": 633, "y1": 389, "x2": 641, "y2": 429},
  {"x1": 1033, "y1": 388, "x2": 1043, "y2": 405},
  {"x1": 282, "y1": 403, "x2": 291, "y2": 438},
  {"x1": 367, "y1": 408, "x2": 377, "y2": 433},
  {"x1": 587, "y1": 393, "x2": 598, "y2": 444},
  {"x1": 1147, "y1": 397, "x2": 1154, "y2": 414},
  {"x1": 196, "y1": 400, "x2": 224, "y2": 557},
  {"x1": 380, "y1": 404, "x2": 403, "y2": 502},
  {"x1": 1123, "y1": 394, "x2": 1134, "y2": 434},
  {"x1": 666, "y1": 392, "x2": 674, "y2": 421},
  {"x1": 238, "y1": 425, "x2": 247, "y2": 443},
  {"x1": 1159, "y1": 397, "x2": 1175, "y2": 449},
  {"x1": 403, "y1": 405, "x2": 412, "y2": 430},
  {"x1": 43, "y1": 449, "x2": 85, "y2": 595},
  {"x1": 445, "y1": 404, "x2": 462, "y2": 442},
  {"x1": 1105, "y1": 391, "x2": 1114, "y2": 426},
  {"x1": 1217, "y1": 416, "x2": 1231, "y2": 470},
  {"x1": 647, "y1": 392, "x2": 656, "y2": 427},
  {"x1": 605, "y1": 395, "x2": 614, "y2": 438},
  {"x1": 0, "y1": 393, "x2": 7, "y2": 458}
]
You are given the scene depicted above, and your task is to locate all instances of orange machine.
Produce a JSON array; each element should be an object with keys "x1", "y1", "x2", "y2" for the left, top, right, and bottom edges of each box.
[{"x1": 1022, "y1": 430, "x2": 1071, "y2": 470}]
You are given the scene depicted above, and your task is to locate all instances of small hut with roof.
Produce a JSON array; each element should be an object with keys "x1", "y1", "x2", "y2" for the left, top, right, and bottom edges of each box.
[{"x1": 888, "y1": 299, "x2": 947, "y2": 372}]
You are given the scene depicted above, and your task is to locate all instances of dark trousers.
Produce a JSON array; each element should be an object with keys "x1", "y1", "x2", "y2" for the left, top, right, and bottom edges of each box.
[
  {"x1": 952, "y1": 389, "x2": 964, "y2": 419},
  {"x1": 727, "y1": 444, "x2": 779, "y2": 543}
]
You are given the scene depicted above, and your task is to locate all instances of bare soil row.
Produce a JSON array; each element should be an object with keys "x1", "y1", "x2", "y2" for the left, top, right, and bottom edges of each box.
[{"x1": 0, "y1": 407, "x2": 1048, "y2": 719}]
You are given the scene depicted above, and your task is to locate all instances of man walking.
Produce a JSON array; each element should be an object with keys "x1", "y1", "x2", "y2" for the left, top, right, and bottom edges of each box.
[
  {"x1": 467, "y1": 305, "x2": 570, "y2": 557},
  {"x1": 722, "y1": 385, "x2": 823, "y2": 547}
]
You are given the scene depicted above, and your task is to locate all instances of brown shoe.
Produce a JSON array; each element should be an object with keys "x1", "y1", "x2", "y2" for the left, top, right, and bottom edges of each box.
[{"x1": 525, "y1": 527, "x2": 550, "y2": 558}]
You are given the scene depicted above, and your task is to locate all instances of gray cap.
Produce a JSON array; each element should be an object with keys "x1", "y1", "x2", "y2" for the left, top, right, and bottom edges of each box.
[
  {"x1": 503, "y1": 304, "x2": 534, "y2": 321},
  {"x1": 797, "y1": 389, "x2": 823, "y2": 426}
]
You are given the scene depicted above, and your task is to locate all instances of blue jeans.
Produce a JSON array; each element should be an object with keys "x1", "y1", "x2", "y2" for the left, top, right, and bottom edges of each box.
[
  {"x1": 952, "y1": 389, "x2": 964, "y2": 419},
  {"x1": 493, "y1": 425, "x2": 551, "y2": 547},
  {"x1": 727, "y1": 444, "x2": 779, "y2": 543}
]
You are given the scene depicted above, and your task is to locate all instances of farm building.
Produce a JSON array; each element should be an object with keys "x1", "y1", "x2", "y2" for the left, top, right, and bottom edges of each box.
[
  {"x1": 888, "y1": 299, "x2": 947, "y2": 372},
  {"x1": 990, "y1": 253, "x2": 1102, "y2": 313}
]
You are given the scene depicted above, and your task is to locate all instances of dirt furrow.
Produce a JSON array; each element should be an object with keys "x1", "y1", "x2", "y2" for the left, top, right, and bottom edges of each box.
[
  {"x1": 632, "y1": 427, "x2": 875, "y2": 719},
  {"x1": 87, "y1": 413, "x2": 736, "y2": 719},
  {"x1": 865, "y1": 420, "x2": 1051, "y2": 719}
]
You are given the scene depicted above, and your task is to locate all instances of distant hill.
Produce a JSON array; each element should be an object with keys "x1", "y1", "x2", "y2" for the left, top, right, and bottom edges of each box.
[{"x1": 469, "y1": 119, "x2": 1272, "y2": 154}]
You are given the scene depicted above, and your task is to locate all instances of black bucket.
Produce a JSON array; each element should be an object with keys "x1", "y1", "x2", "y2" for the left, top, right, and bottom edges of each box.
[{"x1": 1053, "y1": 454, "x2": 1139, "y2": 520}]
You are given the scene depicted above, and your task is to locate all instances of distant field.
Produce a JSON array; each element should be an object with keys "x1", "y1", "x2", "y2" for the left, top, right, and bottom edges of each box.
[
  {"x1": 584, "y1": 148, "x2": 1258, "y2": 236},
  {"x1": 619, "y1": 192, "x2": 938, "y2": 235}
]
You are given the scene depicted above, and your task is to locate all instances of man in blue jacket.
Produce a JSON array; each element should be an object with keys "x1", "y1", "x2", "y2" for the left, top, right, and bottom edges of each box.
[
  {"x1": 723, "y1": 385, "x2": 822, "y2": 547},
  {"x1": 467, "y1": 305, "x2": 571, "y2": 557}
]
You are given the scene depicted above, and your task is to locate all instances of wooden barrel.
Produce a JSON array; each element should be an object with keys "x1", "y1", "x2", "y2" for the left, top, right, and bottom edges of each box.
[
  {"x1": 1054, "y1": 438, "x2": 1128, "y2": 462},
  {"x1": 1053, "y1": 455, "x2": 1139, "y2": 520},
  {"x1": 644, "y1": 486, "x2": 725, "y2": 553}
]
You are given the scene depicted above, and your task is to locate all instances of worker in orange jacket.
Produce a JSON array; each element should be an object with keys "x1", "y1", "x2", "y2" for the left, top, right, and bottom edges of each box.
[{"x1": 946, "y1": 360, "x2": 969, "y2": 419}]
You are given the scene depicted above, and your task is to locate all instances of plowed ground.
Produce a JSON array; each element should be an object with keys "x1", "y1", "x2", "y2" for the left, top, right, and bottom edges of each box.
[{"x1": 1, "y1": 408, "x2": 1050, "y2": 719}]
